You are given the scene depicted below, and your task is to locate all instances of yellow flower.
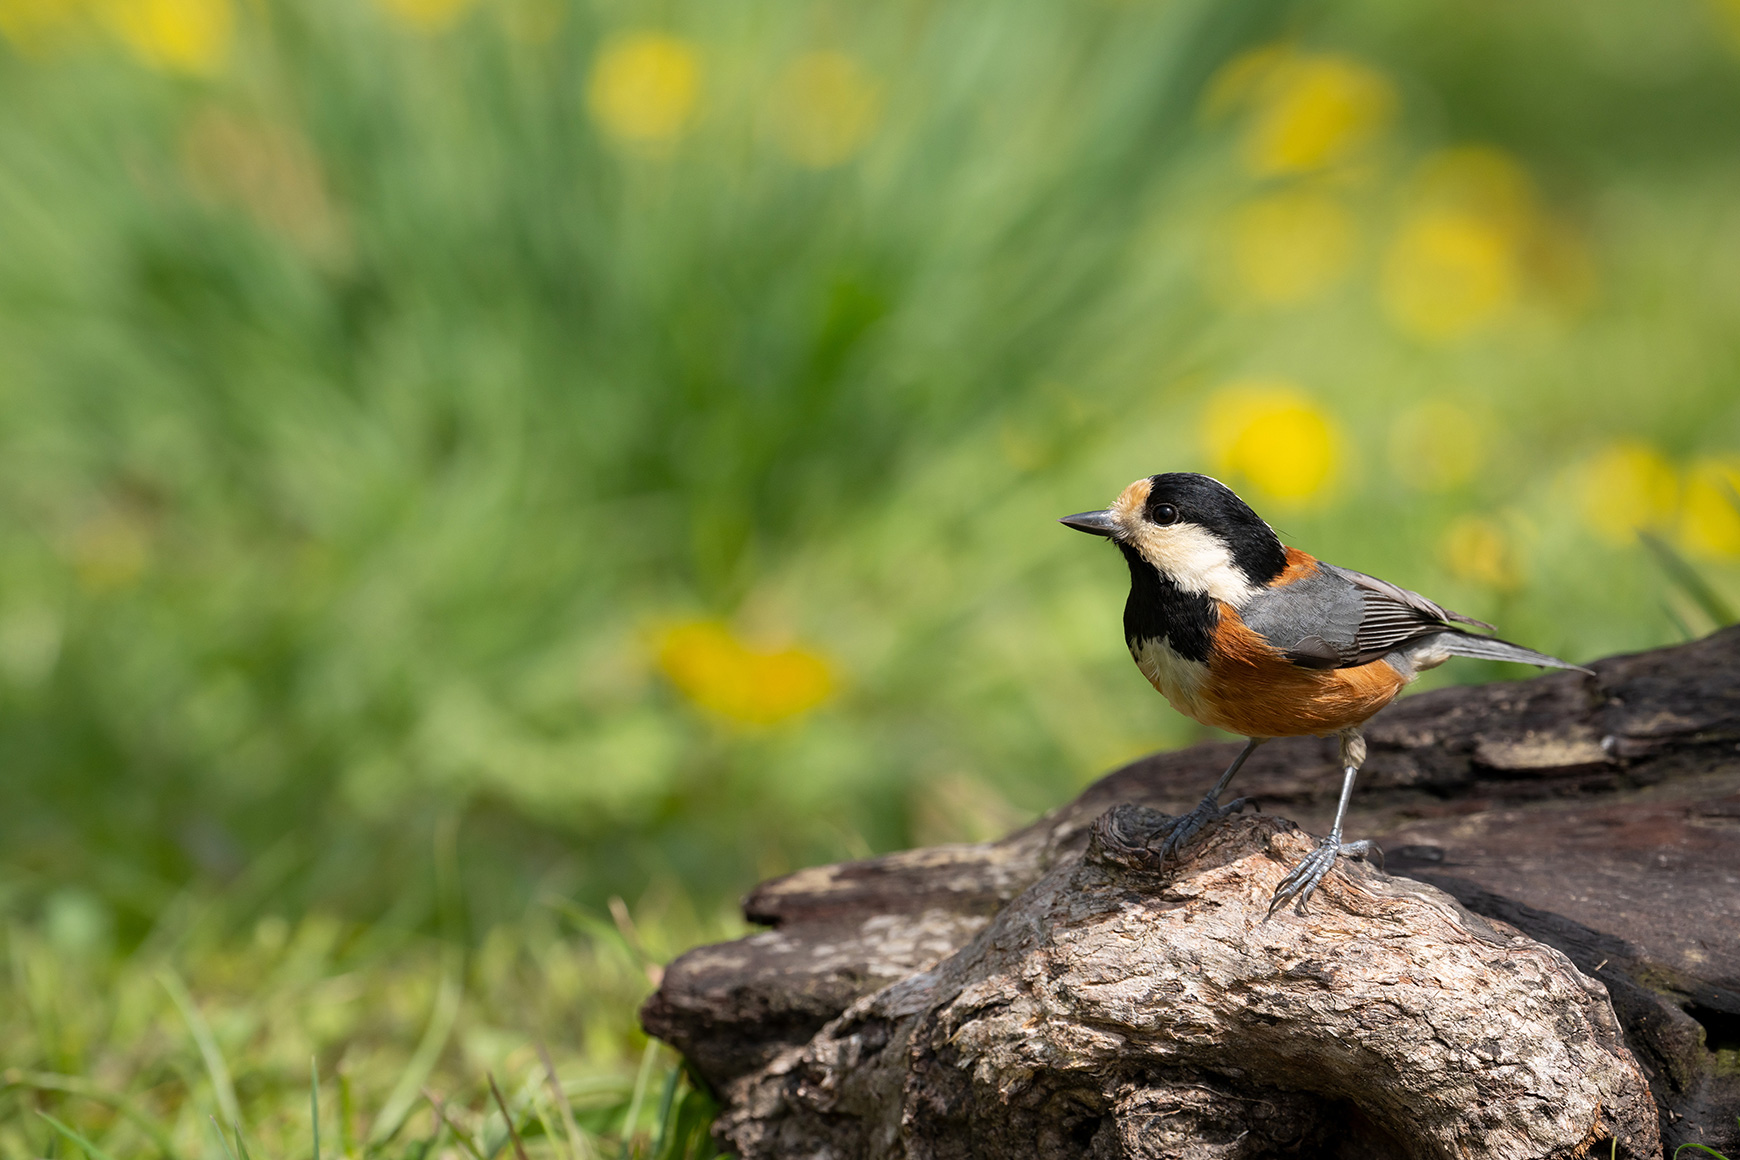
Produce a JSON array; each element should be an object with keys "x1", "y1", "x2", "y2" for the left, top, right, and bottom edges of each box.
[
  {"x1": 1201, "y1": 380, "x2": 1343, "y2": 506},
  {"x1": 374, "y1": 0, "x2": 473, "y2": 33},
  {"x1": 1387, "y1": 400, "x2": 1487, "y2": 491},
  {"x1": 1441, "y1": 515, "x2": 1521, "y2": 590},
  {"x1": 107, "y1": 0, "x2": 229, "y2": 72},
  {"x1": 1380, "y1": 148, "x2": 1538, "y2": 342},
  {"x1": 1200, "y1": 43, "x2": 1291, "y2": 119},
  {"x1": 1224, "y1": 188, "x2": 1356, "y2": 306},
  {"x1": 1574, "y1": 443, "x2": 1678, "y2": 545},
  {"x1": 1236, "y1": 51, "x2": 1395, "y2": 176},
  {"x1": 767, "y1": 51, "x2": 882, "y2": 169},
  {"x1": 0, "y1": 0, "x2": 84, "y2": 52},
  {"x1": 1709, "y1": 0, "x2": 1740, "y2": 56},
  {"x1": 655, "y1": 620, "x2": 835, "y2": 725},
  {"x1": 1412, "y1": 147, "x2": 1535, "y2": 229},
  {"x1": 1679, "y1": 457, "x2": 1740, "y2": 558},
  {"x1": 1381, "y1": 211, "x2": 1517, "y2": 341},
  {"x1": 587, "y1": 32, "x2": 701, "y2": 147}
]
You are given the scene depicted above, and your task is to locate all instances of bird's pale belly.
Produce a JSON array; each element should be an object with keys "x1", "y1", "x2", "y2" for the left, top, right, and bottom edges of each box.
[
  {"x1": 1130, "y1": 635, "x2": 1211, "y2": 716},
  {"x1": 1130, "y1": 620, "x2": 1409, "y2": 738}
]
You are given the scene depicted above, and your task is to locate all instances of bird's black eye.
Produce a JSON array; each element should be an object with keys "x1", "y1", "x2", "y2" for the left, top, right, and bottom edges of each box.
[{"x1": 1152, "y1": 503, "x2": 1178, "y2": 525}]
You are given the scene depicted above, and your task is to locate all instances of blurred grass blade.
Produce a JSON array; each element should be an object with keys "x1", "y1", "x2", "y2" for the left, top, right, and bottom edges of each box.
[
  {"x1": 231, "y1": 1120, "x2": 254, "y2": 1160},
  {"x1": 1640, "y1": 532, "x2": 1735, "y2": 627},
  {"x1": 488, "y1": 1073, "x2": 531, "y2": 1160},
  {"x1": 37, "y1": 1111, "x2": 121, "y2": 1160},
  {"x1": 424, "y1": 1088, "x2": 487, "y2": 1160},
  {"x1": 619, "y1": 1040, "x2": 659, "y2": 1159},
  {"x1": 340, "y1": 1068, "x2": 359, "y2": 1157},
  {"x1": 551, "y1": 901, "x2": 650, "y2": 975},
  {"x1": 649, "y1": 1067, "x2": 680, "y2": 1160},
  {"x1": 4, "y1": 1069, "x2": 181, "y2": 1159},
  {"x1": 209, "y1": 1116, "x2": 241, "y2": 1160},
  {"x1": 670, "y1": 1086, "x2": 723, "y2": 1160},
  {"x1": 368, "y1": 947, "x2": 463, "y2": 1145},
  {"x1": 311, "y1": 1057, "x2": 321, "y2": 1160},
  {"x1": 538, "y1": 1041, "x2": 591, "y2": 1160},
  {"x1": 160, "y1": 969, "x2": 242, "y2": 1130}
]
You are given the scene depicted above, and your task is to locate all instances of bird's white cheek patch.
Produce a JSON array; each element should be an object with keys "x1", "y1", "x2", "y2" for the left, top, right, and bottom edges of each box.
[
  {"x1": 1130, "y1": 636, "x2": 1210, "y2": 715},
  {"x1": 1126, "y1": 523, "x2": 1257, "y2": 607}
]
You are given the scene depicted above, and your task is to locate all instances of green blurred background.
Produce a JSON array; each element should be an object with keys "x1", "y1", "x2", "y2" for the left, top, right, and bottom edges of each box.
[{"x1": 2, "y1": 0, "x2": 1739, "y2": 1152}]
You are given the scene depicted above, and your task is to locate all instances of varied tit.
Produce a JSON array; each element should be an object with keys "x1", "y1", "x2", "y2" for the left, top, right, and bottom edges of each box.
[{"x1": 1062, "y1": 472, "x2": 1591, "y2": 916}]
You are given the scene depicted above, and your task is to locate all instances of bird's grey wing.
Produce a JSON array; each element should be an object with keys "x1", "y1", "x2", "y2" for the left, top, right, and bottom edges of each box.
[
  {"x1": 1240, "y1": 563, "x2": 1482, "y2": 669},
  {"x1": 1331, "y1": 565, "x2": 1494, "y2": 631},
  {"x1": 1237, "y1": 566, "x2": 1368, "y2": 669}
]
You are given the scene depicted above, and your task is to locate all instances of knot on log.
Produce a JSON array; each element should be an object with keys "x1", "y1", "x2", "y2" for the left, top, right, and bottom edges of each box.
[
  {"x1": 1085, "y1": 803, "x2": 1174, "y2": 872},
  {"x1": 718, "y1": 810, "x2": 1657, "y2": 1160}
]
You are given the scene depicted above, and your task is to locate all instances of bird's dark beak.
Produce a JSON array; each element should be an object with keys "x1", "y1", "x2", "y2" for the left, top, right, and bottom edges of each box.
[{"x1": 1059, "y1": 509, "x2": 1118, "y2": 537}]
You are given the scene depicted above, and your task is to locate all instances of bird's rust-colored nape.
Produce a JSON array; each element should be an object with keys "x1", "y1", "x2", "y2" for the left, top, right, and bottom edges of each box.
[
  {"x1": 1269, "y1": 547, "x2": 1319, "y2": 588},
  {"x1": 1193, "y1": 605, "x2": 1407, "y2": 738}
]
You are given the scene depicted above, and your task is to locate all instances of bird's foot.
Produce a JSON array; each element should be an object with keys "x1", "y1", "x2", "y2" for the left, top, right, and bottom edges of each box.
[
  {"x1": 1153, "y1": 793, "x2": 1254, "y2": 863},
  {"x1": 1266, "y1": 837, "x2": 1381, "y2": 918}
]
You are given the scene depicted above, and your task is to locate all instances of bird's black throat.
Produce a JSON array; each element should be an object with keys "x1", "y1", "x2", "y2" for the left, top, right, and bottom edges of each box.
[{"x1": 1118, "y1": 543, "x2": 1217, "y2": 664}]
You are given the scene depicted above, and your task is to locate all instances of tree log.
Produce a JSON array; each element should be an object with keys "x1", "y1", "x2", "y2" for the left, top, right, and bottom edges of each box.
[{"x1": 643, "y1": 627, "x2": 1740, "y2": 1159}]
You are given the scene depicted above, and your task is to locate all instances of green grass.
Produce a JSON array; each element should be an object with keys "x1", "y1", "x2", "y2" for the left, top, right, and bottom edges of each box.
[
  {"x1": 1, "y1": 0, "x2": 1739, "y2": 1150},
  {"x1": 1, "y1": 877, "x2": 732, "y2": 1158}
]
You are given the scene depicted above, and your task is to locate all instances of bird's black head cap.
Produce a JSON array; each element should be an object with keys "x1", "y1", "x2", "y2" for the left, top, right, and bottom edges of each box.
[{"x1": 1142, "y1": 472, "x2": 1288, "y2": 585}]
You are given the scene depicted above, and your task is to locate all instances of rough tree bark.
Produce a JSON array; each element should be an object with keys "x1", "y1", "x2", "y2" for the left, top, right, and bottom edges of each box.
[{"x1": 643, "y1": 627, "x2": 1740, "y2": 1160}]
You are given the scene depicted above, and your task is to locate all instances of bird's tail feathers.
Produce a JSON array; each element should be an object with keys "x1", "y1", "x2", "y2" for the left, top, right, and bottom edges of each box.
[{"x1": 1434, "y1": 632, "x2": 1594, "y2": 675}]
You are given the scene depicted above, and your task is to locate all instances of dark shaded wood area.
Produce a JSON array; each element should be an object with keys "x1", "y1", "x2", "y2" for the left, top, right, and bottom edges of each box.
[{"x1": 643, "y1": 627, "x2": 1740, "y2": 1159}]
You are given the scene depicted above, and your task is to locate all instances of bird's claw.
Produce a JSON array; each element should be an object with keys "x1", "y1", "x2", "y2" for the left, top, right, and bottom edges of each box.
[
  {"x1": 1266, "y1": 836, "x2": 1381, "y2": 918},
  {"x1": 1153, "y1": 794, "x2": 1252, "y2": 863}
]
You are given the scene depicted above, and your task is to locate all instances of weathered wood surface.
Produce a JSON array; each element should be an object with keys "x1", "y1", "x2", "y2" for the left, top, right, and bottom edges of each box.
[{"x1": 642, "y1": 627, "x2": 1740, "y2": 1159}]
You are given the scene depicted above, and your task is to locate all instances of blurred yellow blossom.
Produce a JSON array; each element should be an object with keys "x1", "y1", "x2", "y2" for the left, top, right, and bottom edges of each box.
[
  {"x1": 1441, "y1": 514, "x2": 1522, "y2": 590},
  {"x1": 1201, "y1": 43, "x2": 1291, "y2": 118},
  {"x1": 1381, "y1": 148, "x2": 1553, "y2": 341},
  {"x1": 1201, "y1": 380, "x2": 1343, "y2": 505},
  {"x1": 587, "y1": 33, "x2": 701, "y2": 147},
  {"x1": 1388, "y1": 400, "x2": 1487, "y2": 491},
  {"x1": 375, "y1": 0, "x2": 473, "y2": 33},
  {"x1": 1411, "y1": 147, "x2": 1536, "y2": 232},
  {"x1": 1224, "y1": 188, "x2": 1356, "y2": 306},
  {"x1": 1679, "y1": 457, "x2": 1740, "y2": 557},
  {"x1": 1708, "y1": 0, "x2": 1740, "y2": 55},
  {"x1": 0, "y1": 0, "x2": 84, "y2": 52},
  {"x1": 1220, "y1": 49, "x2": 1395, "y2": 176},
  {"x1": 108, "y1": 0, "x2": 230, "y2": 72},
  {"x1": 1574, "y1": 442, "x2": 1678, "y2": 545},
  {"x1": 768, "y1": 51, "x2": 882, "y2": 169},
  {"x1": 1381, "y1": 211, "x2": 1517, "y2": 341},
  {"x1": 655, "y1": 620, "x2": 835, "y2": 725}
]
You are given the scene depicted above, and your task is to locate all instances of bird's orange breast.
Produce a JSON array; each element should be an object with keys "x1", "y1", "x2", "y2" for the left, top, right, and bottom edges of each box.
[{"x1": 1188, "y1": 603, "x2": 1407, "y2": 738}]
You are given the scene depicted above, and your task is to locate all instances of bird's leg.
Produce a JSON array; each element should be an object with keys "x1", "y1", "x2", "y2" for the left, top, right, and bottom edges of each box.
[
  {"x1": 1267, "y1": 728, "x2": 1382, "y2": 918},
  {"x1": 1156, "y1": 736, "x2": 1265, "y2": 862}
]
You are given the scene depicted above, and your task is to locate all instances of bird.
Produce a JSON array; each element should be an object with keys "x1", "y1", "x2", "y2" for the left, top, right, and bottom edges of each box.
[{"x1": 1061, "y1": 471, "x2": 1592, "y2": 916}]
